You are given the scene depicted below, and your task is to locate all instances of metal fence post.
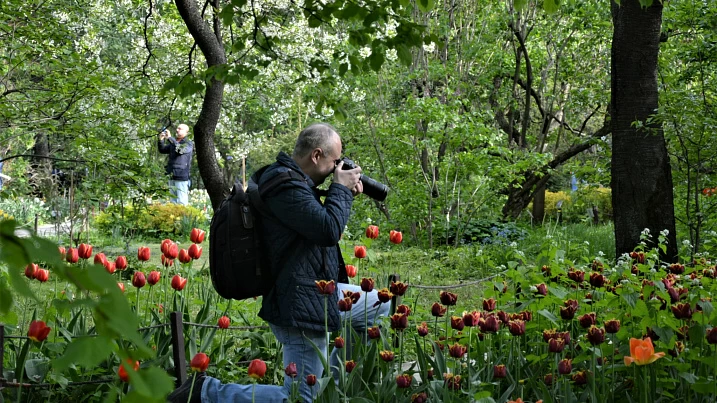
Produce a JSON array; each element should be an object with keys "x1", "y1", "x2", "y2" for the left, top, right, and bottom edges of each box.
[{"x1": 170, "y1": 312, "x2": 187, "y2": 387}]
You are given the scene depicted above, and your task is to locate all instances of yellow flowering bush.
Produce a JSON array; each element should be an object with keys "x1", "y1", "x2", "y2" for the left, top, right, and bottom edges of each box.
[{"x1": 94, "y1": 203, "x2": 206, "y2": 238}]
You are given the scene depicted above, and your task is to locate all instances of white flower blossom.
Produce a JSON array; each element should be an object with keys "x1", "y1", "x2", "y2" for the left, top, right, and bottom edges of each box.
[
  {"x1": 423, "y1": 42, "x2": 435, "y2": 53},
  {"x1": 359, "y1": 46, "x2": 372, "y2": 59}
]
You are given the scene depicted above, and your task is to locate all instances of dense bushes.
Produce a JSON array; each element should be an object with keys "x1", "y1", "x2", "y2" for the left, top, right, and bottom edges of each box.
[
  {"x1": 540, "y1": 187, "x2": 612, "y2": 223},
  {"x1": 93, "y1": 203, "x2": 207, "y2": 239}
]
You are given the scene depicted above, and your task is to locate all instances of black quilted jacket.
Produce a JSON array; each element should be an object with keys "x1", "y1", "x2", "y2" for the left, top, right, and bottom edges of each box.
[{"x1": 257, "y1": 152, "x2": 353, "y2": 332}]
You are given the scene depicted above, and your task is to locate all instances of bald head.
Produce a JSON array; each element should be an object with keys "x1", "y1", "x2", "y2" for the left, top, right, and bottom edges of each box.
[{"x1": 293, "y1": 123, "x2": 338, "y2": 159}]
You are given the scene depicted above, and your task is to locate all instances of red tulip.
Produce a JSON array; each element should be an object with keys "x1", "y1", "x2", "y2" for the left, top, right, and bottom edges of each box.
[
  {"x1": 117, "y1": 282, "x2": 126, "y2": 292},
  {"x1": 248, "y1": 359, "x2": 266, "y2": 380},
  {"x1": 115, "y1": 256, "x2": 128, "y2": 271},
  {"x1": 190, "y1": 228, "x2": 206, "y2": 244},
  {"x1": 558, "y1": 358, "x2": 572, "y2": 375},
  {"x1": 188, "y1": 243, "x2": 203, "y2": 260},
  {"x1": 164, "y1": 242, "x2": 179, "y2": 259},
  {"x1": 28, "y1": 320, "x2": 51, "y2": 342},
  {"x1": 389, "y1": 230, "x2": 403, "y2": 244},
  {"x1": 306, "y1": 374, "x2": 317, "y2": 386},
  {"x1": 161, "y1": 254, "x2": 174, "y2": 267},
  {"x1": 190, "y1": 352, "x2": 210, "y2": 372},
  {"x1": 334, "y1": 336, "x2": 345, "y2": 348},
  {"x1": 137, "y1": 246, "x2": 151, "y2": 262},
  {"x1": 285, "y1": 362, "x2": 297, "y2": 378},
  {"x1": 94, "y1": 253, "x2": 107, "y2": 266},
  {"x1": 147, "y1": 271, "x2": 161, "y2": 286},
  {"x1": 218, "y1": 316, "x2": 230, "y2": 329},
  {"x1": 448, "y1": 343, "x2": 467, "y2": 359},
  {"x1": 178, "y1": 249, "x2": 192, "y2": 264},
  {"x1": 345, "y1": 264, "x2": 357, "y2": 278},
  {"x1": 104, "y1": 261, "x2": 116, "y2": 274},
  {"x1": 35, "y1": 269, "x2": 49, "y2": 283},
  {"x1": 431, "y1": 302, "x2": 447, "y2": 317},
  {"x1": 315, "y1": 280, "x2": 336, "y2": 295},
  {"x1": 160, "y1": 239, "x2": 173, "y2": 255},
  {"x1": 118, "y1": 359, "x2": 140, "y2": 382},
  {"x1": 365, "y1": 225, "x2": 379, "y2": 239},
  {"x1": 493, "y1": 364, "x2": 507, "y2": 379},
  {"x1": 25, "y1": 263, "x2": 38, "y2": 279},
  {"x1": 132, "y1": 271, "x2": 146, "y2": 288},
  {"x1": 58, "y1": 246, "x2": 66, "y2": 257},
  {"x1": 354, "y1": 245, "x2": 367, "y2": 259},
  {"x1": 171, "y1": 275, "x2": 187, "y2": 291},
  {"x1": 345, "y1": 360, "x2": 357, "y2": 373},
  {"x1": 367, "y1": 326, "x2": 381, "y2": 340},
  {"x1": 66, "y1": 247, "x2": 79, "y2": 264},
  {"x1": 78, "y1": 243, "x2": 93, "y2": 259}
]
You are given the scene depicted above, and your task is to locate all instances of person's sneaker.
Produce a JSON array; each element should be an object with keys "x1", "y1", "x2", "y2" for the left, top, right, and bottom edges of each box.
[{"x1": 167, "y1": 372, "x2": 205, "y2": 403}]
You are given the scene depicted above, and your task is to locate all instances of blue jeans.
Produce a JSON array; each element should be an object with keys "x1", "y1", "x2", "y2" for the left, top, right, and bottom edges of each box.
[
  {"x1": 201, "y1": 283, "x2": 390, "y2": 402},
  {"x1": 169, "y1": 179, "x2": 189, "y2": 205}
]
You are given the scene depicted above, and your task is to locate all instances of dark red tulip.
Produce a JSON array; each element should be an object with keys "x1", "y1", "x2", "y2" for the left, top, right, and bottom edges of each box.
[
  {"x1": 605, "y1": 319, "x2": 621, "y2": 334},
  {"x1": 365, "y1": 225, "x2": 379, "y2": 239},
  {"x1": 66, "y1": 247, "x2": 79, "y2": 264},
  {"x1": 345, "y1": 264, "x2": 357, "y2": 278},
  {"x1": 190, "y1": 352, "x2": 210, "y2": 372},
  {"x1": 338, "y1": 297, "x2": 353, "y2": 312},
  {"x1": 706, "y1": 327, "x2": 717, "y2": 344},
  {"x1": 342, "y1": 290, "x2": 360, "y2": 304},
  {"x1": 669, "y1": 263, "x2": 685, "y2": 274},
  {"x1": 544, "y1": 373, "x2": 554, "y2": 386},
  {"x1": 589, "y1": 272, "x2": 607, "y2": 288},
  {"x1": 218, "y1": 316, "x2": 230, "y2": 329},
  {"x1": 411, "y1": 392, "x2": 428, "y2": 403},
  {"x1": 389, "y1": 230, "x2": 403, "y2": 244},
  {"x1": 390, "y1": 313, "x2": 408, "y2": 331},
  {"x1": 497, "y1": 310, "x2": 510, "y2": 324},
  {"x1": 376, "y1": 288, "x2": 393, "y2": 304},
  {"x1": 147, "y1": 271, "x2": 161, "y2": 286},
  {"x1": 137, "y1": 247, "x2": 151, "y2": 262},
  {"x1": 587, "y1": 326, "x2": 605, "y2": 345},
  {"x1": 568, "y1": 269, "x2": 585, "y2": 283},
  {"x1": 380, "y1": 350, "x2": 395, "y2": 361},
  {"x1": 493, "y1": 364, "x2": 507, "y2": 379},
  {"x1": 390, "y1": 281, "x2": 408, "y2": 296},
  {"x1": 368, "y1": 326, "x2": 381, "y2": 340},
  {"x1": 630, "y1": 251, "x2": 646, "y2": 264},
  {"x1": 354, "y1": 245, "x2": 367, "y2": 259},
  {"x1": 345, "y1": 360, "x2": 356, "y2": 373},
  {"x1": 548, "y1": 337, "x2": 565, "y2": 353},
  {"x1": 508, "y1": 320, "x2": 526, "y2": 336},
  {"x1": 178, "y1": 249, "x2": 192, "y2": 264},
  {"x1": 579, "y1": 313, "x2": 597, "y2": 329},
  {"x1": 306, "y1": 374, "x2": 317, "y2": 386},
  {"x1": 535, "y1": 283, "x2": 548, "y2": 296},
  {"x1": 28, "y1": 320, "x2": 51, "y2": 342},
  {"x1": 25, "y1": 263, "x2": 38, "y2": 279},
  {"x1": 285, "y1": 362, "x2": 297, "y2": 378},
  {"x1": 672, "y1": 303, "x2": 693, "y2": 320},
  {"x1": 115, "y1": 255, "x2": 128, "y2": 271},
  {"x1": 315, "y1": 280, "x2": 336, "y2": 295},
  {"x1": 431, "y1": 302, "x2": 447, "y2": 317},
  {"x1": 171, "y1": 275, "x2": 187, "y2": 291},
  {"x1": 463, "y1": 310, "x2": 480, "y2": 327},
  {"x1": 558, "y1": 358, "x2": 572, "y2": 375},
  {"x1": 34, "y1": 269, "x2": 49, "y2": 283},
  {"x1": 132, "y1": 272, "x2": 146, "y2": 288},
  {"x1": 334, "y1": 336, "x2": 345, "y2": 349},
  {"x1": 396, "y1": 373, "x2": 412, "y2": 388},
  {"x1": 439, "y1": 291, "x2": 458, "y2": 306},
  {"x1": 444, "y1": 373, "x2": 461, "y2": 390},
  {"x1": 450, "y1": 316, "x2": 465, "y2": 331},
  {"x1": 572, "y1": 370, "x2": 588, "y2": 385},
  {"x1": 482, "y1": 298, "x2": 496, "y2": 312},
  {"x1": 448, "y1": 343, "x2": 467, "y2": 359},
  {"x1": 479, "y1": 315, "x2": 500, "y2": 333},
  {"x1": 417, "y1": 322, "x2": 429, "y2": 337},
  {"x1": 190, "y1": 228, "x2": 206, "y2": 244},
  {"x1": 78, "y1": 243, "x2": 93, "y2": 259},
  {"x1": 360, "y1": 277, "x2": 374, "y2": 292}
]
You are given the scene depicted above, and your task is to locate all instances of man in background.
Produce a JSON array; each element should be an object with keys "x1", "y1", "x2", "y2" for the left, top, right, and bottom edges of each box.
[{"x1": 158, "y1": 124, "x2": 193, "y2": 205}]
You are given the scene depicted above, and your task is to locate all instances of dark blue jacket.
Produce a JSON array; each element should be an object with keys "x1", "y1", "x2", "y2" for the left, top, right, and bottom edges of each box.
[
  {"x1": 158, "y1": 137, "x2": 193, "y2": 181},
  {"x1": 257, "y1": 152, "x2": 353, "y2": 332}
]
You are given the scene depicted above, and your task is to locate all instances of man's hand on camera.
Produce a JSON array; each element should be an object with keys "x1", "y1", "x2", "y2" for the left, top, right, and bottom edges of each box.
[
  {"x1": 351, "y1": 181, "x2": 364, "y2": 197},
  {"x1": 333, "y1": 161, "x2": 361, "y2": 191}
]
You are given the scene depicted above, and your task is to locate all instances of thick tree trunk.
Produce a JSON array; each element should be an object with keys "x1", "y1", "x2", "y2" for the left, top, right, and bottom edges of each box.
[
  {"x1": 611, "y1": 0, "x2": 677, "y2": 261},
  {"x1": 175, "y1": 0, "x2": 228, "y2": 210}
]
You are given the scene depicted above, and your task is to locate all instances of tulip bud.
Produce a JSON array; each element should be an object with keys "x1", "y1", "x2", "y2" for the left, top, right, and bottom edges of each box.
[
  {"x1": 345, "y1": 360, "x2": 357, "y2": 373},
  {"x1": 360, "y1": 277, "x2": 375, "y2": 292},
  {"x1": 190, "y1": 352, "x2": 210, "y2": 372},
  {"x1": 35, "y1": 269, "x2": 49, "y2": 283},
  {"x1": 132, "y1": 271, "x2": 146, "y2": 288},
  {"x1": 285, "y1": 362, "x2": 297, "y2": 378},
  {"x1": 171, "y1": 275, "x2": 187, "y2": 291},
  {"x1": 365, "y1": 225, "x2": 379, "y2": 239},
  {"x1": 248, "y1": 359, "x2": 266, "y2": 380},
  {"x1": 25, "y1": 263, "x2": 38, "y2": 279},
  {"x1": 147, "y1": 271, "x2": 161, "y2": 286},
  {"x1": 188, "y1": 243, "x2": 202, "y2": 260},
  {"x1": 389, "y1": 230, "x2": 403, "y2": 244},
  {"x1": 218, "y1": 316, "x2": 230, "y2": 329},
  {"x1": 345, "y1": 264, "x2": 357, "y2": 278},
  {"x1": 137, "y1": 247, "x2": 151, "y2": 262},
  {"x1": 354, "y1": 245, "x2": 367, "y2": 259},
  {"x1": 78, "y1": 243, "x2": 93, "y2": 259},
  {"x1": 115, "y1": 256, "x2": 128, "y2": 271},
  {"x1": 190, "y1": 228, "x2": 206, "y2": 244},
  {"x1": 178, "y1": 249, "x2": 192, "y2": 264}
]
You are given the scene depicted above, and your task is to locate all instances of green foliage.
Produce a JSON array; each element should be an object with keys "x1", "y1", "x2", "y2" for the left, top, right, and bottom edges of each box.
[
  {"x1": 94, "y1": 203, "x2": 207, "y2": 239},
  {"x1": 0, "y1": 196, "x2": 51, "y2": 226}
]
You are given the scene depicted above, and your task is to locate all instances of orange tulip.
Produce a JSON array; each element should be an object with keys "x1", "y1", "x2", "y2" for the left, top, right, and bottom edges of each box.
[
  {"x1": 118, "y1": 359, "x2": 140, "y2": 382},
  {"x1": 624, "y1": 337, "x2": 665, "y2": 366}
]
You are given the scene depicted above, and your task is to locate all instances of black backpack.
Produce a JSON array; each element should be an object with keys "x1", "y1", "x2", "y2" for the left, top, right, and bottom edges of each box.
[{"x1": 209, "y1": 166, "x2": 304, "y2": 300}]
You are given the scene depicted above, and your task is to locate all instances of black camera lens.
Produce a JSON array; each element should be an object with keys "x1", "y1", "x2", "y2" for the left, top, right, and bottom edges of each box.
[{"x1": 340, "y1": 157, "x2": 389, "y2": 202}]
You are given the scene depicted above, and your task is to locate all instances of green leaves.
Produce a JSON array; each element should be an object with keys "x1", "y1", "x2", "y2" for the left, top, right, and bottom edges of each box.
[{"x1": 53, "y1": 336, "x2": 115, "y2": 372}]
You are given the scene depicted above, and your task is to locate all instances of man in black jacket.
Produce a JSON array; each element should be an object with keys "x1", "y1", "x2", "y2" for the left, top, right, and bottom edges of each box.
[
  {"x1": 169, "y1": 123, "x2": 390, "y2": 403},
  {"x1": 158, "y1": 123, "x2": 193, "y2": 205}
]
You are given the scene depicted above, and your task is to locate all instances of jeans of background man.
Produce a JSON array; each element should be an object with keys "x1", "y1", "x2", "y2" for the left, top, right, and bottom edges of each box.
[
  {"x1": 169, "y1": 180, "x2": 189, "y2": 205},
  {"x1": 200, "y1": 283, "x2": 391, "y2": 403}
]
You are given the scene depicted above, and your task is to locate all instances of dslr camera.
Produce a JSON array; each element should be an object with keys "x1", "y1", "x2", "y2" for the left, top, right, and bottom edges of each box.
[{"x1": 340, "y1": 157, "x2": 389, "y2": 202}]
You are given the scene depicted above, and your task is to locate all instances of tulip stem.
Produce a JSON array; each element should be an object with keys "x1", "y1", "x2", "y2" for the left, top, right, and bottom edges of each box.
[
  {"x1": 186, "y1": 372, "x2": 197, "y2": 403},
  {"x1": 324, "y1": 295, "x2": 329, "y2": 362}
]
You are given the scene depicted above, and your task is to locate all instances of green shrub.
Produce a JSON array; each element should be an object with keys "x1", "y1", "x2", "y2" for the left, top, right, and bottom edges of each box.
[
  {"x1": 537, "y1": 188, "x2": 612, "y2": 223},
  {"x1": 93, "y1": 203, "x2": 207, "y2": 239}
]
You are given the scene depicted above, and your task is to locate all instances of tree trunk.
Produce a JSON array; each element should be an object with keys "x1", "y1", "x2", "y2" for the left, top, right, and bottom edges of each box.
[
  {"x1": 532, "y1": 184, "x2": 545, "y2": 224},
  {"x1": 175, "y1": 0, "x2": 228, "y2": 210},
  {"x1": 611, "y1": 0, "x2": 677, "y2": 261}
]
